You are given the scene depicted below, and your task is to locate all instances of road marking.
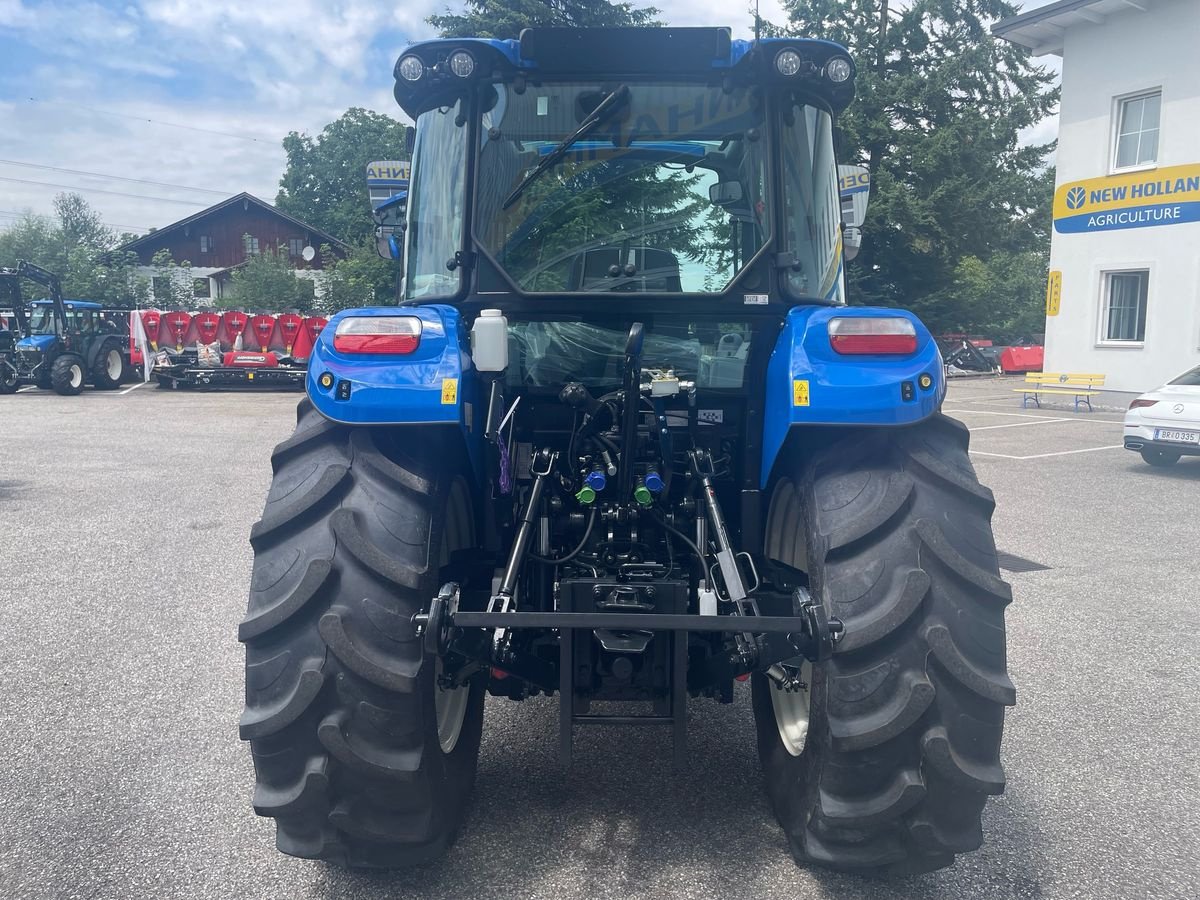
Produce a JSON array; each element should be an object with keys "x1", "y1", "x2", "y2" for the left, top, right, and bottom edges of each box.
[
  {"x1": 16, "y1": 385, "x2": 37, "y2": 392},
  {"x1": 970, "y1": 418, "x2": 1076, "y2": 431},
  {"x1": 945, "y1": 393, "x2": 1023, "y2": 402},
  {"x1": 970, "y1": 444, "x2": 1125, "y2": 461},
  {"x1": 947, "y1": 406, "x2": 1123, "y2": 424},
  {"x1": 117, "y1": 381, "x2": 147, "y2": 396}
]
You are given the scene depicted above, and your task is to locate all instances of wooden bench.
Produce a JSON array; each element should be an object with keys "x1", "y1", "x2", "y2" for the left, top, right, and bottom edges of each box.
[{"x1": 1014, "y1": 372, "x2": 1106, "y2": 412}]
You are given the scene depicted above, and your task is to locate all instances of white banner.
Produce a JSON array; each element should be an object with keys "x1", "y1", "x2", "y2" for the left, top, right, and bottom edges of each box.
[{"x1": 130, "y1": 309, "x2": 155, "y2": 382}]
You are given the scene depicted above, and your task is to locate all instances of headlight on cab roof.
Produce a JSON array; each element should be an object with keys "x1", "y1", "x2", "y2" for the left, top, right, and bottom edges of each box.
[
  {"x1": 825, "y1": 57, "x2": 853, "y2": 84},
  {"x1": 448, "y1": 49, "x2": 475, "y2": 78},
  {"x1": 333, "y1": 316, "x2": 423, "y2": 355},
  {"x1": 775, "y1": 49, "x2": 803, "y2": 76},
  {"x1": 398, "y1": 55, "x2": 424, "y2": 82}
]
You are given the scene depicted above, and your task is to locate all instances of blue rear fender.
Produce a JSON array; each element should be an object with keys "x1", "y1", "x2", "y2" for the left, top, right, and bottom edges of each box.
[
  {"x1": 761, "y1": 306, "x2": 945, "y2": 488},
  {"x1": 305, "y1": 304, "x2": 482, "y2": 475}
]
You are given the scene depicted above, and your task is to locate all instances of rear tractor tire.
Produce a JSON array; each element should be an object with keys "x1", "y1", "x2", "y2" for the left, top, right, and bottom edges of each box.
[
  {"x1": 755, "y1": 413, "x2": 1014, "y2": 875},
  {"x1": 240, "y1": 399, "x2": 484, "y2": 867},
  {"x1": 50, "y1": 354, "x2": 86, "y2": 395},
  {"x1": 91, "y1": 342, "x2": 126, "y2": 389}
]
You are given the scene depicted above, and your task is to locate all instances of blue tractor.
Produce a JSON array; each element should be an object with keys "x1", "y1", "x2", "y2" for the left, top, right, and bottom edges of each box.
[
  {"x1": 0, "y1": 261, "x2": 128, "y2": 395},
  {"x1": 240, "y1": 28, "x2": 1013, "y2": 874}
]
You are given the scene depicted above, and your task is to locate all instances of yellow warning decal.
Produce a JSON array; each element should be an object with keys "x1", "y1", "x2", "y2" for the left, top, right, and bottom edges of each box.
[
  {"x1": 441, "y1": 378, "x2": 458, "y2": 404},
  {"x1": 793, "y1": 379, "x2": 810, "y2": 407}
]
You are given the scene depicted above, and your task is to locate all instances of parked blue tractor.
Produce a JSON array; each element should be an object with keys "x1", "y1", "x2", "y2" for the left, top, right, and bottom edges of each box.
[
  {"x1": 240, "y1": 27, "x2": 1014, "y2": 875},
  {"x1": 0, "y1": 261, "x2": 128, "y2": 395}
]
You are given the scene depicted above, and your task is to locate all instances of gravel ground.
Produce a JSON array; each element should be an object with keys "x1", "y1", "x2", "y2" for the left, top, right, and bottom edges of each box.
[{"x1": 0, "y1": 377, "x2": 1197, "y2": 900}]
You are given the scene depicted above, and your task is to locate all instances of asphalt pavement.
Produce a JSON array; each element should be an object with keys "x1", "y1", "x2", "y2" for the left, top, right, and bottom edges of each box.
[{"x1": 0, "y1": 377, "x2": 1197, "y2": 900}]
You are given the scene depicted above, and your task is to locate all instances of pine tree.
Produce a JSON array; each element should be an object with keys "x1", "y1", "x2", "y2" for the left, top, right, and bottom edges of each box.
[{"x1": 779, "y1": 0, "x2": 1058, "y2": 333}]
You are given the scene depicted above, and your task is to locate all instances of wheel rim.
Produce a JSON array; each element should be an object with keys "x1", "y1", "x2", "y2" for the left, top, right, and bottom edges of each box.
[
  {"x1": 769, "y1": 660, "x2": 813, "y2": 757},
  {"x1": 434, "y1": 655, "x2": 469, "y2": 754},
  {"x1": 106, "y1": 350, "x2": 122, "y2": 379},
  {"x1": 69, "y1": 364, "x2": 83, "y2": 389}
]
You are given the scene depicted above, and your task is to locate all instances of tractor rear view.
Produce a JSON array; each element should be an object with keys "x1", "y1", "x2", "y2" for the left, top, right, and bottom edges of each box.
[
  {"x1": 0, "y1": 261, "x2": 127, "y2": 395},
  {"x1": 240, "y1": 27, "x2": 1013, "y2": 875}
]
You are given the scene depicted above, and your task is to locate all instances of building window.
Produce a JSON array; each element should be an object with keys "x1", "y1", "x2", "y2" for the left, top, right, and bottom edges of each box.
[
  {"x1": 199, "y1": 235, "x2": 212, "y2": 253},
  {"x1": 288, "y1": 238, "x2": 305, "y2": 257},
  {"x1": 243, "y1": 235, "x2": 260, "y2": 257},
  {"x1": 1101, "y1": 270, "x2": 1149, "y2": 344},
  {"x1": 1113, "y1": 91, "x2": 1160, "y2": 171},
  {"x1": 193, "y1": 278, "x2": 210, "y2": 299}
]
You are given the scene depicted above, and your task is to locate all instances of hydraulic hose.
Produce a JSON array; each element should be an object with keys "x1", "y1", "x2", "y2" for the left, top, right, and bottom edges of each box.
[{"x1": 530, "y1": 509, "x2": 597, "y2": 565}]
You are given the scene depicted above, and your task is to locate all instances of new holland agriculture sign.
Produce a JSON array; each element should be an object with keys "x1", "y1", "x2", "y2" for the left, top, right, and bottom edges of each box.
[{"x1": 1053, "y1": 163, "x2": 1200, "y2": 234}]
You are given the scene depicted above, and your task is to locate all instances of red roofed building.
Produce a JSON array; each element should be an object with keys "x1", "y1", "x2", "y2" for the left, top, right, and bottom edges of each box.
[{"x1": 120, "y1": 192, "x2": 350, "y2": 304}]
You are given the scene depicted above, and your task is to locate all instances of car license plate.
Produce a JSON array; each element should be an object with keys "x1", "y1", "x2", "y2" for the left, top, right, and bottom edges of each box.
[{"x1": 1154, "y1": 428, "x2": 1200, "y2": 444}]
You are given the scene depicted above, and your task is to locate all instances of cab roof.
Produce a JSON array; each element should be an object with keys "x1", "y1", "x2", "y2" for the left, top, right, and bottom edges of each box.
[
  {"x1": 31, "y1": 299, "x2": 103, "y2": 309},
  {"x1": 393, "y1": 27, "x2": 856, "y2": 118}
]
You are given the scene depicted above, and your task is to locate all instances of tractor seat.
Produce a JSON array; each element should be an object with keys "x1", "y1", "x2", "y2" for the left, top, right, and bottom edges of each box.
[{"x1": 569, "y1": 246, "x2": 682, "y2": 292}]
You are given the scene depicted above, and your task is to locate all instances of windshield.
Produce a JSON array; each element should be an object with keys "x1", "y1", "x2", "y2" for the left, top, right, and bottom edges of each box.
[
  {"x1": 474, "y1": 82, "x2": 769, "y2": 294},
  {"x1": 28, "y1": 306, "x2": 57, "y2": 335}
]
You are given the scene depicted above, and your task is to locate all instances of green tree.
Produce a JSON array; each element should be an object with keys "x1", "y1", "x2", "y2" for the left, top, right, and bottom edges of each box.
[
  {"x1": 225, "y1": 243, "x2": 312, "y2": 312},
  {"x1": 54, "y1": 192, "x2": 113, "y2": 253},
  {"x1": 317, "y1": 242, "x2": 397, "y2": 315},
  {"x1": 275, "y1": 108, "x2": 410, "y2": 246},
  {"x1": 778, "y1": 0, "x2": 1058, "y2": 334},
  {"x1": 0, "y1": 194, "x2": 149, "y2": 306},
  {"x1": 429, "y1": 0, "x2": 660, "y2": 38},
  {"x1": 64, "y1": 247, "x2": 149, "y2": 308},
  {"x1": 0, "y1": 211, "x2": 66, "y2": 273},
  {"x1": 149, "y1": 248, "x2": 195, "y2": 308},
  {"x1": 928, "y1": 250, "x2": 1049, "y2": 344}
]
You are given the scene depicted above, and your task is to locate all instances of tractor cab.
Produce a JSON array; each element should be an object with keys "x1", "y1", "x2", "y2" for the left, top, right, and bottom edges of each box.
[{"x1": 390, "y1": 28, "x2": 855, "y2": 312}]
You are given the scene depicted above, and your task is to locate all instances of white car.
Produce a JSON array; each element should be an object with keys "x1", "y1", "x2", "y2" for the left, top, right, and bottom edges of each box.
[{"x1": 1124, "y1": 364, "x2": 1200, "y2": 466}]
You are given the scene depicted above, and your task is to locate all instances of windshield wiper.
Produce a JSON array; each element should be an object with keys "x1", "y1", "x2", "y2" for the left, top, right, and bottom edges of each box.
[{"x1": 502, "y1": 85, "x2": 630, "y2": 210}]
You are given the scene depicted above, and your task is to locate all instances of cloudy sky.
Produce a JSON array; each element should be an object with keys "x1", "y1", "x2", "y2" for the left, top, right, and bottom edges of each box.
[{"x1": 0, "y1": 0, "x2": 1057, "y2": 236}]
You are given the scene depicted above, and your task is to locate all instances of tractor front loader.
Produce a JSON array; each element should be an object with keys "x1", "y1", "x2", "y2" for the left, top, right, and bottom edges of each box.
[{"x1": 240, "y1": 27, "x2": 1014, "y2": 876}]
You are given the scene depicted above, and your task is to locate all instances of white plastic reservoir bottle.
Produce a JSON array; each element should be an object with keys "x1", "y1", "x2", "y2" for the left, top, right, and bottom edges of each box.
[{"x1": 471, "y1": 308, "x2": 509, "y2": 372}]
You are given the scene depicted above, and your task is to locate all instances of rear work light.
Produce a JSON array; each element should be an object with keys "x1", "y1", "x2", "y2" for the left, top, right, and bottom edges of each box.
[
  {"x1": 1128, "y1": 398, "x2": 1158, "y2": 410},
  {"x1": 828, "y1": 317, "x2": 918, "y2": 355},
  {"x1": 333, "y1": 316, "x2": 422, "y2": 354}
]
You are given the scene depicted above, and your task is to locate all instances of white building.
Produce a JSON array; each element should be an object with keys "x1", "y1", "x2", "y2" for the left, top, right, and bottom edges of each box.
[{"x1": 995, "y1": 0, "x2": 1200, "y2": 392}]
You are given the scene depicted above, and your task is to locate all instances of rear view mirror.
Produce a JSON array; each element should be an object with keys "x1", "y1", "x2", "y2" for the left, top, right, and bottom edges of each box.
[
  {"x1": 838, "y1": 165, "x2": 871, "y2": 262},
  {"x1": 709, "y1": 182, "x2": 744, "y2": 207},
  {"x1": 843, "y1": 226, "x2": 862, "y2": 262},
  {"x1": 372, "y1": 193, "x2": 407, "y2": 260},
  {"x1": 375, "y1": 227, "x2": 403, "y2": 260},
  {"x1": 838, "y1": 165, "x2": 870, "y2": 228}
]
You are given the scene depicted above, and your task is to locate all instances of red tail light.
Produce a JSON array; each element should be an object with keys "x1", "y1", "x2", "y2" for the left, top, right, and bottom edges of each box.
[
  {"x1": 829, "y1": 317, "x2": 918, "y2": 355},
  {"x1": 333, "y1": 316, "x2": 422, "y2": 354},
  {"x1": 1128, "y1": 398, "x2": 1158, "y2": 410}
]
